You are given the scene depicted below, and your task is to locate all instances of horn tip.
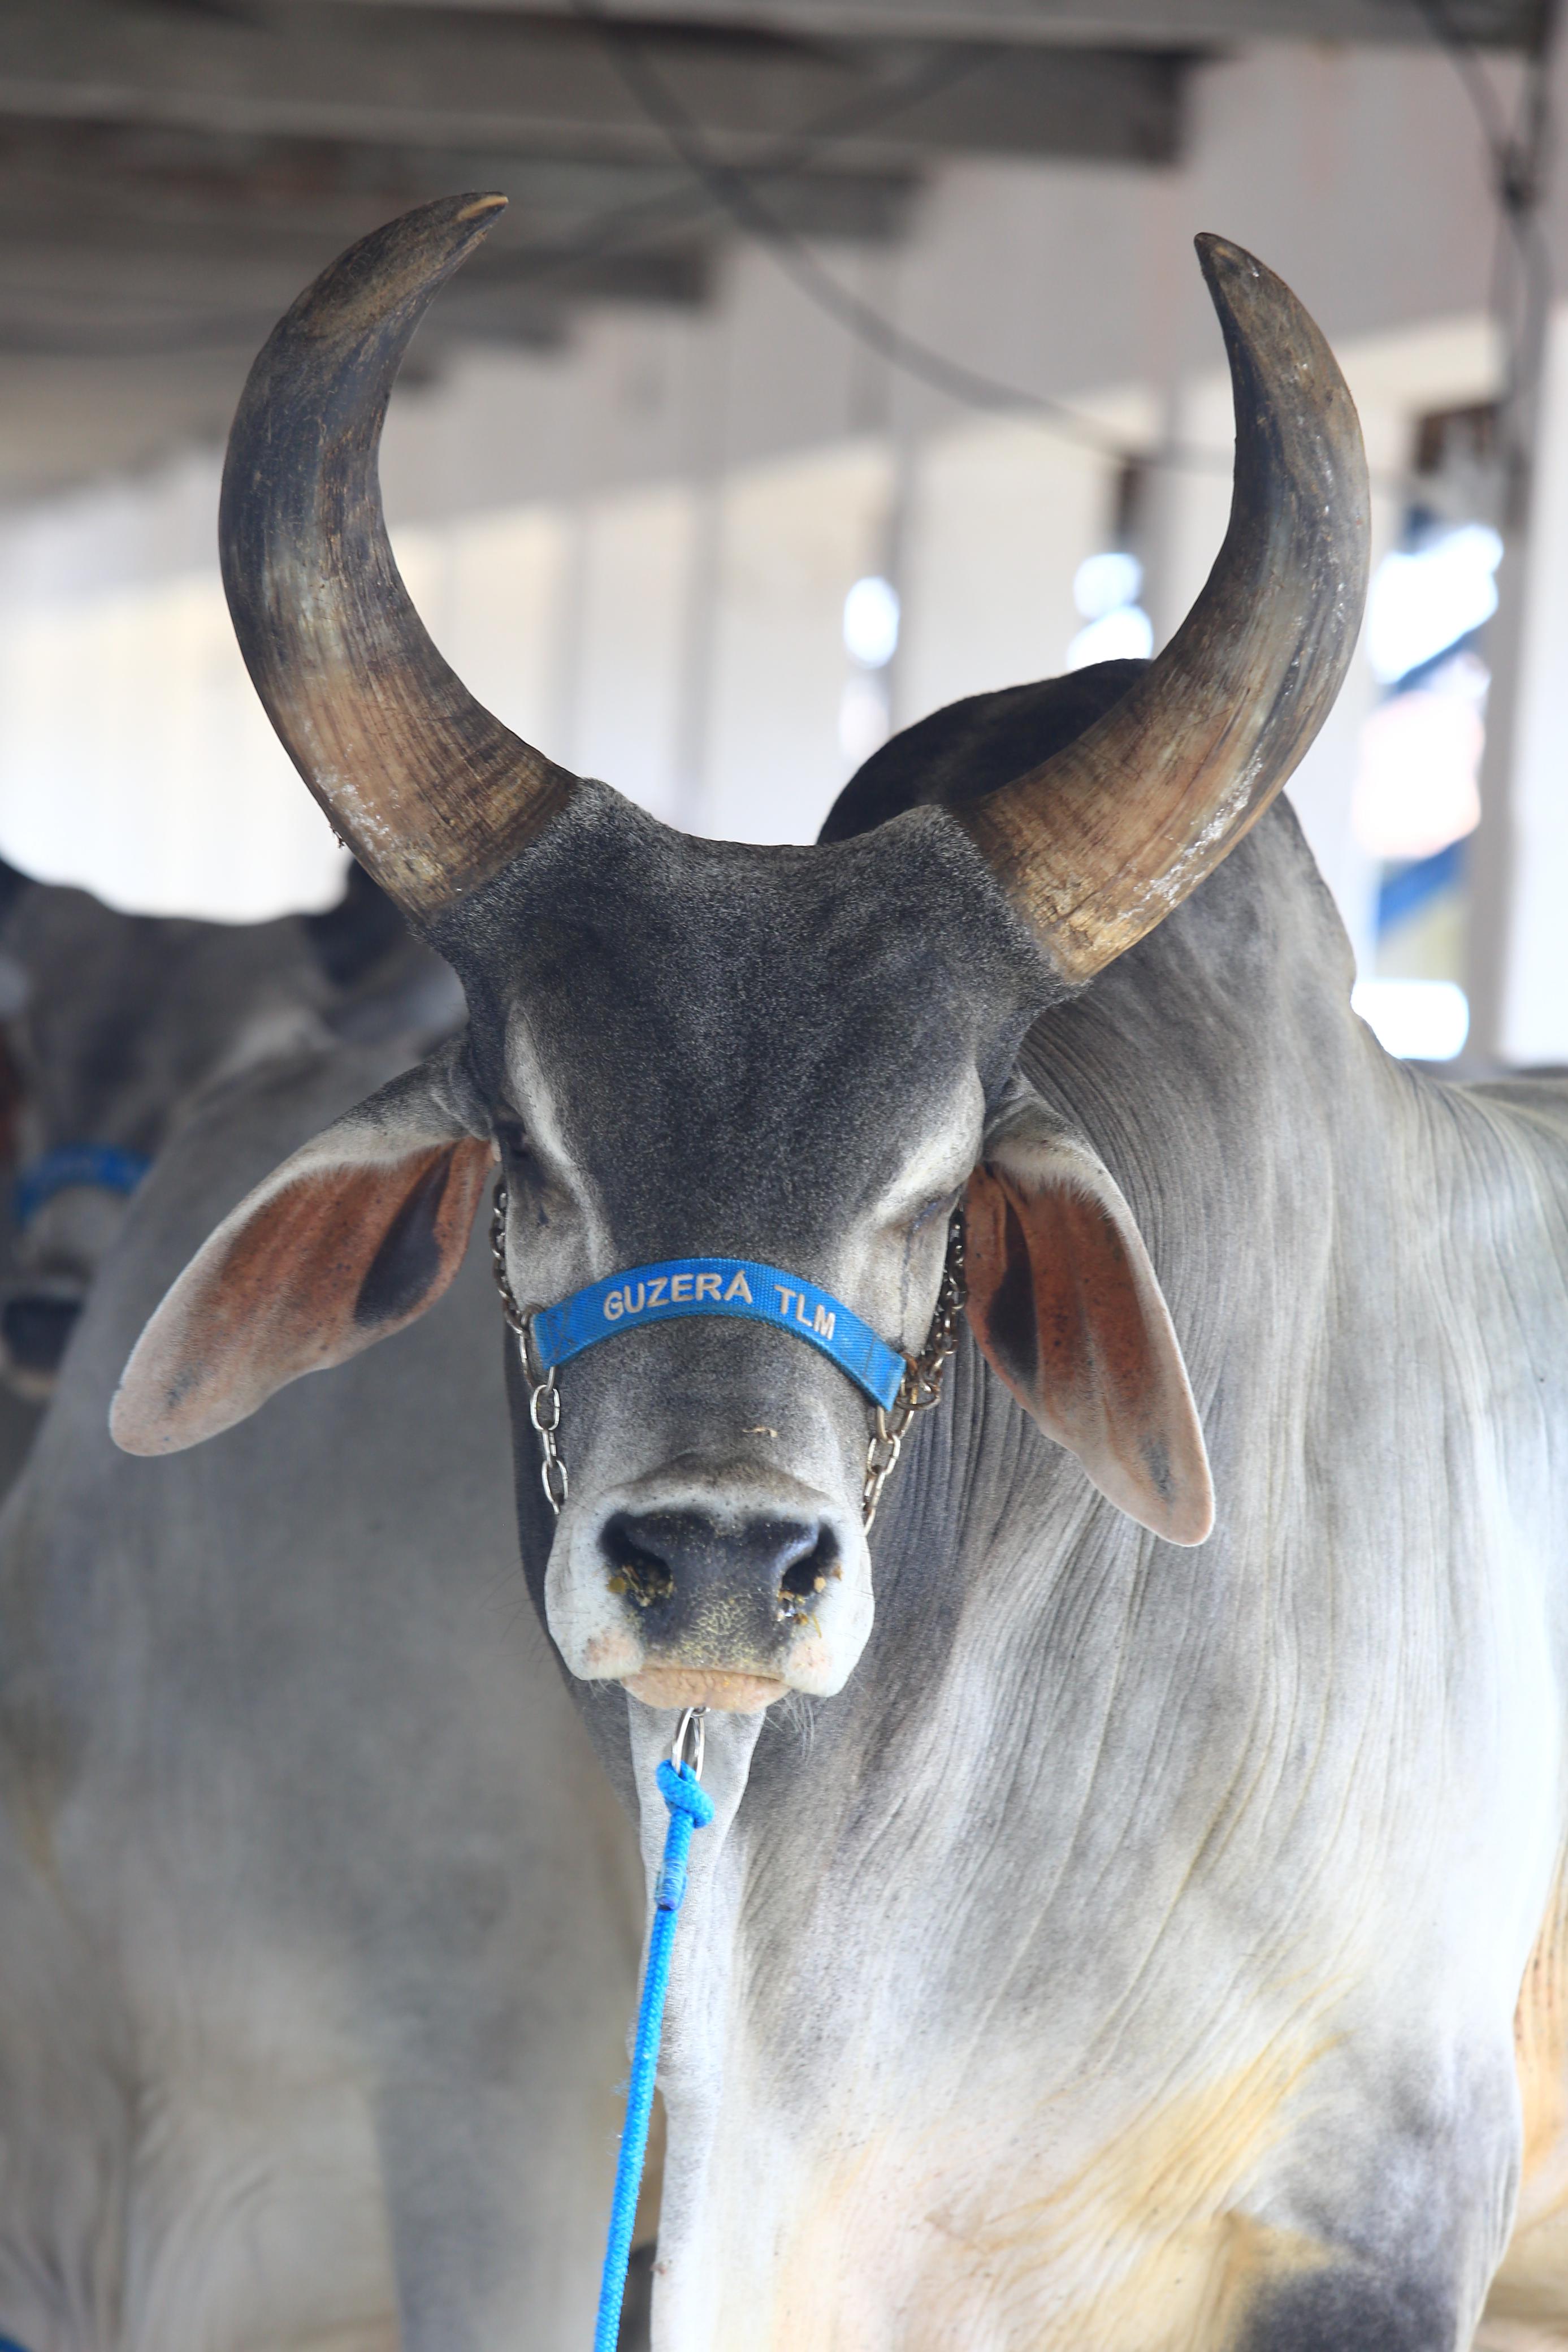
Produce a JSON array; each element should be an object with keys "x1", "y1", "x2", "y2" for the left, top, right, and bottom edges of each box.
[
  {"x1": 457, "y1": 194, "x2": 509, "y2": 223},
  {"x1": 1193, "y1": 230, "x2": 1264, "y2": 286}
]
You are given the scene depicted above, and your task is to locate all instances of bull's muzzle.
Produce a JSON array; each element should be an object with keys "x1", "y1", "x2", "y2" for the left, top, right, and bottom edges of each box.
[{"x1": 551, "y1": 1472, "x2": 870, "y2": 1706}]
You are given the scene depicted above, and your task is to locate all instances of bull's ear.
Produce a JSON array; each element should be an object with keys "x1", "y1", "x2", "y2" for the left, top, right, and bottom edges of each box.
[
  {"x1": 963, "y1": 1091, "x2": 1213, "y2": 1545},
  {"x1": 111, "y1": 1056, "x2": 495, "y2": 1456}
]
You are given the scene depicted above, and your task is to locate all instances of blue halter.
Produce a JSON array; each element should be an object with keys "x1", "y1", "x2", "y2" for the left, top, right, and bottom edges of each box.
[
  {"x1": 13, "y1": 1143, "x2": 151, "y2": 1230},
  {"x1": 529, "y1": 1255, "x2": 907, "y2": 1411}
]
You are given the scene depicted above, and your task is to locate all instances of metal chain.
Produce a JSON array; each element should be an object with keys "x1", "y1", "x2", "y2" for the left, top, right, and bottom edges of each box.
[
  {"x1": 490, "y1": 1180, "x2": 569, "y2": 1513},
  {"x1": 861, "y1": 1208, "x2": 966, "y2": 1532},
  {"x1": 488, "y1": 1178, "x2": 964, "y2": 1528}
]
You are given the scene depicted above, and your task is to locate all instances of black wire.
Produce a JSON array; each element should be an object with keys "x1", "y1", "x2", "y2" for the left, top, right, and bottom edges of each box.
[
  {"x1": 566, "y1": 0, "x2": 1189, "y2": 470},
  {"x1": 2, "y1": 47, "x2": 990, "y2": 360},
  {"x1": 482, "y1": 40, "x2": 994, "y2": 294},
  {"x1": 571, "y1": 0, "x2": 1558, "y2": 501},
  {"x1": 1406, "y1": 0, "x2": 1558, "y2": 511}
]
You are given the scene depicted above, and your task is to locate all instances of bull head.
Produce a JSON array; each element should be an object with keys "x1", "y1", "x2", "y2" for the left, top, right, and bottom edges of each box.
[{"x1": 110, "y1": 196, "x2": 1368, "y2": 1713}]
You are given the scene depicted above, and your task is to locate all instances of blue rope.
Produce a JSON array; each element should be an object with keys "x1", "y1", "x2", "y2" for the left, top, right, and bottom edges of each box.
[{"x1": 593, "y1": 1757, "x2": 714, "y2": 2352}]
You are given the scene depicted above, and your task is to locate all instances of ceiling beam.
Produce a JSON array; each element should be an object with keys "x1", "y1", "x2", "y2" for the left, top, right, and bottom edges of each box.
[
  {"x1": 317, "y1": 0, "x2": 1540, "y2": 46},
  {"x1": 0, "y1": 222, "x2": 707, "y2": 356},
  {"x1": 0, "y1": 4, "x2": 1187, "y2": 170}
]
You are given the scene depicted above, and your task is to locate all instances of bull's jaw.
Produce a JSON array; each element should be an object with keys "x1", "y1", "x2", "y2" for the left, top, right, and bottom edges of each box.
[{"x1": 544, "y1": 1468, "x2": 874, "y2": 1703}]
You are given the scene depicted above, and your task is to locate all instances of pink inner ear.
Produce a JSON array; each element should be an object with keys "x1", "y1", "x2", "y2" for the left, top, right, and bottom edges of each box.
[
  {"x1": 112, "y1": 1135, "x2": 494, "y2": 1456},
  {"x1": 965, "y1": 1162, "x2": 1150, "y2": 1434},
  {"x1": 963, "y1": 1160, "x2": 1212, "y2": 1544}
]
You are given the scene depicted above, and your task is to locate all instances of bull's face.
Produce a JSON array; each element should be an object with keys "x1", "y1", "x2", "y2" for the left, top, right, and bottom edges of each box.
[
  {"x1": 109, "y1": 196, "x2": 1367, "y2": 1720},
  {"x1": 447, "y1": 797, "x2": 1038, "y2": 1704}
]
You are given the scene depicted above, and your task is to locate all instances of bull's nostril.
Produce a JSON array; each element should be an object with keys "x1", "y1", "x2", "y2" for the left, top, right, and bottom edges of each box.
[
  {"x1": 599, "y1": 1507, "x2": 842, "y2": 1645},
  {"x1": 777, "y1": 1528, "x2": 841, "y2": 1623},
  {"x1": 602, "y1": 1515, "x2": 677, "y2": 1610}
]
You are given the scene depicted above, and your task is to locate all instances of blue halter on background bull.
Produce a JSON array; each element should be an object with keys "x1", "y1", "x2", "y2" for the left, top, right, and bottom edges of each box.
[{"x1": 100, "y1": 192, "x2": 1568, "y2": 2352}]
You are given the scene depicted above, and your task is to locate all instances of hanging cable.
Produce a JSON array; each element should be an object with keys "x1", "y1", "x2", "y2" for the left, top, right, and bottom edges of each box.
[
  {"x1": 1406, "y1": 0, "x2": 1559, "y2": 521},
  {"x1": 566, "y1": 0, "x2": 1189, "y2": 469},
  {"x1": 485, "y1": 40, "x2": 993, "y2": 293},
  {"x1": 570, "y1": 0, "x2": 1562, "y2": 497}
]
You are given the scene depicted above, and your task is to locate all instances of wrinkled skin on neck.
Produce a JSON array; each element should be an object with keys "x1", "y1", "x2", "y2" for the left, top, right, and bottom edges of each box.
[{"x1": 453, "y1": 781, "x2": 1568, "y2": 2349}]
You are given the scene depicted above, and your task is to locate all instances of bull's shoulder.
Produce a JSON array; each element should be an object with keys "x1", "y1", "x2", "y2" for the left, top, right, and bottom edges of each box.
[{"x1": 1445, "y1": 1074, "x2": 1568, "y2": 1206}]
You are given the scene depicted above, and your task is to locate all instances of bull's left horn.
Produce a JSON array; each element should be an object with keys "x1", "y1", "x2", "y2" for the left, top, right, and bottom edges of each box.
[
  {"x1": 220, "y1": 194, "x2": 578, "y2": 921},
  {"x1": 951, "y1": 235, "x2": 1370, "y2": 983}
]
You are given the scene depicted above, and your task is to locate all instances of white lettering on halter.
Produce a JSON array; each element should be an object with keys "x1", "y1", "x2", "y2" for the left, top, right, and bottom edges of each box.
[
  {"x1": 696, "y1": 1273, "x2": 721, "y2": 1301},
  {"x1": 724, "y1": 1271, "x2": 752, "y2": 1303},
  {"x1": 813, "y1": 1303, "x2": 835, "y2": 1339},
  {"x1": 604, "y1": 1290, "x2": 625, "y2": 1322},
  {"x1": 774, "y1": 1286, "x2": 795, "y2": 1317},
  {"x1": 670, "y1": 1273, "x2": 693, "y2": 1302},
  {"x1": 648, "y1": 1277, "x2": 669, "y2": 1308}
]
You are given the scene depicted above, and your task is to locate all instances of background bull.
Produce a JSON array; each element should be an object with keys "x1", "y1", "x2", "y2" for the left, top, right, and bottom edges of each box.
[
  {"x1": 0, "y1": 859, "x2": 458, "y2": 1405},
  {"x1": 0, "y1": 1033, "x2": 644, "y2": 2351}
]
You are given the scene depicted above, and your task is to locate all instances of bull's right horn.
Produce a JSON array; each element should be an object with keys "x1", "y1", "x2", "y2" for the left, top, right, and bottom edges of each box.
[
  {"x1": 220, "y1": 195, "x2": 578, "y2": 923},
  {"x1": 950, "y1": 235, "x2": 1370, "y2": 985}
]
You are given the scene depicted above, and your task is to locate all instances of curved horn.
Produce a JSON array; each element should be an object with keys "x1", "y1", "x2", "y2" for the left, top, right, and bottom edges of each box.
[
  {"x1": 220, "y1": 195, "x2": 577, "y2": 920},
  {"x1": 952, "y1": 235, "x2": 1370, "y2": 984}
]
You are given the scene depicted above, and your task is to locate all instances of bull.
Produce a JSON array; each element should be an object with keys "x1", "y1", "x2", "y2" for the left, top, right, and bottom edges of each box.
[
  {"x1": 0, "y1": 861, "x2": 457, "y2": 1398},
  {"x1": 102, "y1": 192, "x2": 1568, "y2": 2349},
  {"x1": 0, "y1": 1032, "x2": 643, "y2": 2351}
]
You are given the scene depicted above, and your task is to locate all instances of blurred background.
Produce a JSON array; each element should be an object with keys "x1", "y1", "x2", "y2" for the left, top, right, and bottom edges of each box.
[{"x1": 0, "y1": 0, "x2": 1562, "y2": 1071}]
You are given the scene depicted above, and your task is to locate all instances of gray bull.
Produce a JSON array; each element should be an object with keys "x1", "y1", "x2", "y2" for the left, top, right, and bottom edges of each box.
[
  {"x1": 104, "y1": 194, "x2": 1568, "y2": 2349},
  {"x1": 0, "y1": 1037, "x2": 642, "y2": 2351},
  {"x1": 0, "y1": 862, "x2": 458, "y2": 1398}
]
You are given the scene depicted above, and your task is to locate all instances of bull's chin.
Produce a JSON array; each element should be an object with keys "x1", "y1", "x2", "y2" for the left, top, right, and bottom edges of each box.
[{"x1": 622, "y1": 1665, "x2": 789, "y2": 1713}]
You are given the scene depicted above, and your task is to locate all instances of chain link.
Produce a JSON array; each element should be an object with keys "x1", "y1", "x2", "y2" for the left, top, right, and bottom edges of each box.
[
  {"x1": 489, "y1": 1178, "x2": 964, "y2": 1529},
  {"x1": 861, "y1": 1208, "x2": 966, "y2": 1532},
  {"x1": 491, "y1": 1179, "x2": 569, "y2": 1513}
]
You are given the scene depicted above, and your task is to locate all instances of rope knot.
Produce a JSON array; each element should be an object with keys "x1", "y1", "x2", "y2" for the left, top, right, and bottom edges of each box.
[{"x1": 656, "y1": 1758, "x2": 716, "y2": 1827}]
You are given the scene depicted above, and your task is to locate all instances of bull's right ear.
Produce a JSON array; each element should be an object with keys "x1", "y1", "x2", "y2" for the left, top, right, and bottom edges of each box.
[
  {"x1": 111, "y1": 1053, "x2": 495, "y2": 1456},
  {"x1": 963, "y1": 1086, "x2": 1214, "y2": 1546}
]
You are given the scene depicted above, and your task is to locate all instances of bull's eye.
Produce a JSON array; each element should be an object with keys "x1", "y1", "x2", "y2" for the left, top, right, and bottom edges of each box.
[
  {"x1": 908, "y1": 1190, "x2": 959, "y2": 1240},
  {"x1": 495, "y1": 1118, "x2": 529, "y2": 1161}
]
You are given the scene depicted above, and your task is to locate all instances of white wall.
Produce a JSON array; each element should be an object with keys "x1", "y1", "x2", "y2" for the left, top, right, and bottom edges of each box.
[{"x1": 900, "y1": 408, "x2": 1132, "y2": 719}]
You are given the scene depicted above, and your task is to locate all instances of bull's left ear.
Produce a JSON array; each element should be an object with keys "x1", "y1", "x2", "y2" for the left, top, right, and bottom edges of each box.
[
  {"x1": 964, "y1": 1089, "x2": 1213, "y2": 1545},
  {"x1": 111, "y1": 1051, "x2": 495, "y2": 1456}
]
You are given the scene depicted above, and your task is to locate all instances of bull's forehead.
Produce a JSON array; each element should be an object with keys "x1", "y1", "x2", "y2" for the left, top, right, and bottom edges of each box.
[{"x1": 439, "y1": 788, "x2": 1045, "y2": 1251}]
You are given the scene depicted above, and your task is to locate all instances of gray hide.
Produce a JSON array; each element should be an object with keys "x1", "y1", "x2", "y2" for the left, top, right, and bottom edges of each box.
[
  {"x1": 0, "y1": 865, "x2": 460, "y2": 1400},
  {"x1": 0, "y1": 1040, "x2": 642, "y2": 2352},
  {"x1": 100, "y1": 196, "x2": 1568, "y2": 2347},
  {"x1": 103, "y1": 628, "x2": 1568, "y2": 2346},
  {"x1": 122, "y1": 743, "x2": 1568, "y2": 2348},
  {"x1": 120, "y1": 757, "x2": 1568, "y2": 2352},
  {"x1": 459, "y1": 754, "x2": 1568, "y2": 2351}
]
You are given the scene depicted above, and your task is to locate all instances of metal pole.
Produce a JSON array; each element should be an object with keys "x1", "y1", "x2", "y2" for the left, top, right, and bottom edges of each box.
[{"x1": 1464, "y1": 0, "x2": 1561, "y2": 1065}]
